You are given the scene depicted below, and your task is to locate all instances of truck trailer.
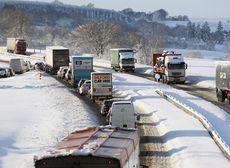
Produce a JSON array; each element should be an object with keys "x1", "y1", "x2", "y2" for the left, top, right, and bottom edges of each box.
[
  {"x1": 34, "y1": 126, "x2": 145, "y2": 168},
  {"x1": 110, "y1": 48, "x2": 135, "y2": 72},
  {"x1": 216, "y1": 61, "x2": 230, "y2": 104},
  {"x1": 153, "y1": 51, "x2": 187, "y2": 84},
  {"x1": 71, "y1": 55, "x2": 93, "y2": 86},
  {"x1": 45, "y1": 46, "x2": 69, "y2": 73},
  {"x1": 90, "y1": 72, "x2": 112, "y2": 102},
  {"x1": 7, "y1": 38, "x2": 27, "y2": 55}
]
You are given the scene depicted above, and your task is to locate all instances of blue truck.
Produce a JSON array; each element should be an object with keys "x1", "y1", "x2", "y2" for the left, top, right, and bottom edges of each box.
[{"x1": 70, "y1": 55, "x2": 94, "y2": 86}]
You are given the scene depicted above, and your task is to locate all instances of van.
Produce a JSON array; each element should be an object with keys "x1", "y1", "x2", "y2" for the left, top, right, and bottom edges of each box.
[
  {"x1": 109, "y1": 101, "x2": 137, "y2": 128},
  {"x1": 9, "y1": 58, "x2": 27, "y2": 74}
]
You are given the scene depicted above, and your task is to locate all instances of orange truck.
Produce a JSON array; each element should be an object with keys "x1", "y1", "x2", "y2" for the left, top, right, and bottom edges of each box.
[{"x1": 152, "y1": 51, "x2": 187, "y2": 84}]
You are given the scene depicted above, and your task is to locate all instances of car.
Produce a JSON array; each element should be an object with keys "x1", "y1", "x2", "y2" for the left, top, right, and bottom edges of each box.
[
  {"x1": 77, "y1": 79, "x2": 87, "y2": 92},
  {"x1": 5, "y1": 67, "x2": 15, "y2": 76},
  {"x1": 100, "y1": 99, "x2": 113, "y2": 116},
  {"x1": 100, "y1": 98, "x2": 124, "y2": 116},
  {"x1": 0, "y1": 67, "x2": 11, "y2": 77},
  {"x1": 25, "y1": 60, "x2": 33, "y2": 71},
  {"x1": 79, "y1": 80, "x2": 91, "y2": 95},
  {"x1": 57, "y1": 66, "x2": 68, "y2": 78},
  {"x1": 34, "y1": 62, "x2": 45, "y2": 71},
  {"x1": 64, "y1": 67, "x2": 71, "y2": 81}
]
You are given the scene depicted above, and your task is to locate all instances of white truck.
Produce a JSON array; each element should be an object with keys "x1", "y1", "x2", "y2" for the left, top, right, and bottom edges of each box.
[
  {"x1": 90, "y1": 72, "x2": 112, "y2": 102},
  {"x1": 110, "y1": 48, "x2": 135, "y2": 72},
  {"x1": 153, "y1": 51, "x2": 187, "y2": 84},
  {"x1": 45, "y1": 46, "x2": 69, "y2": 73}
]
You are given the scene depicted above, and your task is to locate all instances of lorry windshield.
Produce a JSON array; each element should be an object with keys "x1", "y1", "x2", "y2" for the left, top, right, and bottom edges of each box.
[
  {"x1": 119, "y1": 52, "x2": 134, "y2": 59},
  {"x1": 168, "y1": 62, "x2": 186, "y2": 70},
  {"x1": 121, "y1": 58, "x2": 134, "y2": 64}
]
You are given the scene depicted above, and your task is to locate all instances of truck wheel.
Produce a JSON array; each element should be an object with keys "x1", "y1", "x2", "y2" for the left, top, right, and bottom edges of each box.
[
  {"x1": 217, "y1": 90, "x2": 225, "y2": 102},
  {"x1": 91, "y1": 97, "x2": 95, "y2": 103},
  {"x1": 179, "y1": 81, "x2": 185, "y2": 84},
  {"x1": 162, "y1": 75, "x2": 167, "y2": 84}
]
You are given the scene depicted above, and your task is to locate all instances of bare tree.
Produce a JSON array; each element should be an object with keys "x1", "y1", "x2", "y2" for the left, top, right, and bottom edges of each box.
[
  {"x1": 0, "y1": 7, "x2": 32, "y2": 38},
  {"x1": 72, "y1": 21, "x2": 120, "y2": 57}
]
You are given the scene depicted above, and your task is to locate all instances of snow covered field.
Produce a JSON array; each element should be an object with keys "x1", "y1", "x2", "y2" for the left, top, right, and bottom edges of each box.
[{"x1": 0, "y1": 69, "x2": 101, "y2": 168}]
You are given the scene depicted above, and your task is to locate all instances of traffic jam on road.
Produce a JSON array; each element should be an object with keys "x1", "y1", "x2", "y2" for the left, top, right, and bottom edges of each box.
[{"x1": 1, "y1": 42, "x2": 230, "y2": 168}]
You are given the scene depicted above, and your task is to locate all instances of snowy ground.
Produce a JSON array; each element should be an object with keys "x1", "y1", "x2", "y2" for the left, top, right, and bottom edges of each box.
[{"x1": 0, "y1": 68, "x2": 101, "y2": 168}]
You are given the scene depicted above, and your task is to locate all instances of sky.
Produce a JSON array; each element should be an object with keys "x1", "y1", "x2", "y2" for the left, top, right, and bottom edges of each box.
[{"x1": 21, "y1": 0, "x2": 230, "y2": 19}]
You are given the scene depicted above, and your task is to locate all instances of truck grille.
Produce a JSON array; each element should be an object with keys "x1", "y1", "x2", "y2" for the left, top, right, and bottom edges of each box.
[{"x1": 172, "y1": 72, "x2": 182, "y2": 76}]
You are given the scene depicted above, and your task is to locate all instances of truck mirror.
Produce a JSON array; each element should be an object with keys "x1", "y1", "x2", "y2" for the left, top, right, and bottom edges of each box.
[
  {"x1": 154, "y1": 73, "x2": 160, "y2": 81},
  {"x1": 185, "y1": 63, "x2": 188, "y2": 69},
  {"x1": 137, "y1": 114, "x2": 141, "y2": 121},
  {"x1": 134, "y1": 58, "x2": 137, "y2": 63}
]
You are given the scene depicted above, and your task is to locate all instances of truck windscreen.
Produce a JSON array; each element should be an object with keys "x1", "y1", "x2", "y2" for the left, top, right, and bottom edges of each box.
[
  {"x1": 168, "y1": 62, "x2": 186, "y2": 69},
  {"x1": 121, "y1": 58, "x2": 134, "y2": 64},
  {"x1": 119, "y1": 52, "x2": 134, "y2": 59}
]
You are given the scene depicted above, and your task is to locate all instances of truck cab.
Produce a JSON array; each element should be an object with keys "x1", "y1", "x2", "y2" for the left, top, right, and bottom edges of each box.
[
  {"x1": 153, "y1": 51, "x2": 187, "y2": 84},
  {"x1": 110, "y1": 48, "x2": 135, "y2": 72}
]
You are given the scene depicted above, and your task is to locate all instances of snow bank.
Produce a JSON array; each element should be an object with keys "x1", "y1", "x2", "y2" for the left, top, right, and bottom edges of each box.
[{"x1": 0, "y1": 70, "x2": 101, "y2": 168}]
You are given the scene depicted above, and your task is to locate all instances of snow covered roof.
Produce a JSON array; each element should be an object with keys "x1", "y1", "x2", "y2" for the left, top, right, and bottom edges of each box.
[
  {"x1": 110, "y1": 48, "x2": 134, "y2": 51},
  {"x1": 35, "y1": 126, "x2": 139, "y2": 167},
  {"x1": 71, "y1": 55, "x2": 94, "y2": 58},
  {"x1": 46, "y1": 46, "x2": 69, "y2": 50}
]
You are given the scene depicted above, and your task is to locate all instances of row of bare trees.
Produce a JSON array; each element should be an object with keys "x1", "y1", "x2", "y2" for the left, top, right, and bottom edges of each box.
[
  {"x1": 69, "y1": 21, "x2": 162, "y2": 64},
  {"x1": 71, "y1": 21, "x2": 120, "y2": 57},
  {"x1": 0, "y1": 7, "x2": 160, "y2": 63},
  {"x1": 0, "y1": 7, "x2": 31, "y2": 39}
]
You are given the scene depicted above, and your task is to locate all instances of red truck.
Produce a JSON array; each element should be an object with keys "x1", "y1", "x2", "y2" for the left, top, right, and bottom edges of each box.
[
  {"x1": 7, "y1": 38, "x2": 27, "y2": 55},
  {"x1": 34, "y1": 126, "x2": 145, "y2": 168},
  {"x1": 152, "y1": 51, "x2": 187, "y2": 84}
]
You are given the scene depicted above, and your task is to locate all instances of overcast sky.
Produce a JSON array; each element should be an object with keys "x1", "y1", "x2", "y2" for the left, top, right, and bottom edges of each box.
[{"x1": 20, "y1": 0, "x2": 230, "y2": 18}]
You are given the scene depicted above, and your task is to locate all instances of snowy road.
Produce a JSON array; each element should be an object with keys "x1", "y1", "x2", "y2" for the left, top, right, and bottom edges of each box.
[{"x1": 111, "y1": 71, "x2": 230, "y2": 167}]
